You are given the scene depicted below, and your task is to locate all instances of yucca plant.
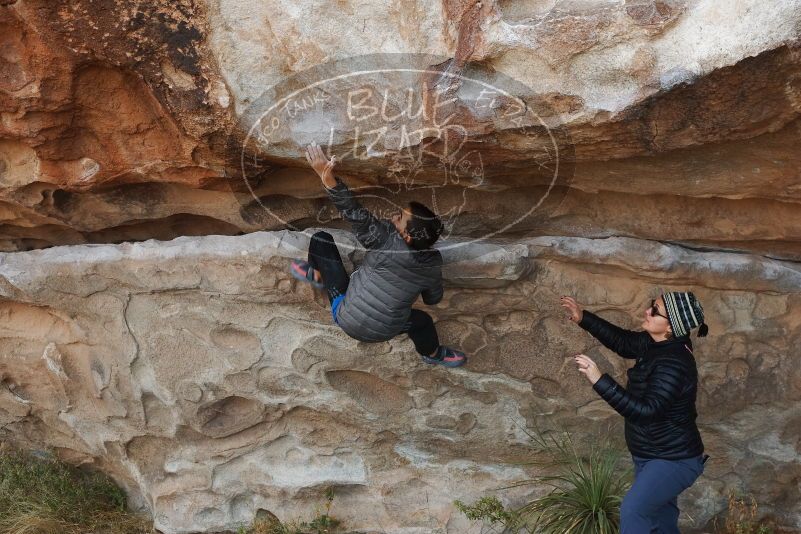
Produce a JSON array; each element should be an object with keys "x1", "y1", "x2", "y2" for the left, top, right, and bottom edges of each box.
[
  {"x1": 508, "y1": 426, "x2": 631, "y2": 534},
  {"x1": 456, "y1": 426, "x2": 631, "y2": 534}
]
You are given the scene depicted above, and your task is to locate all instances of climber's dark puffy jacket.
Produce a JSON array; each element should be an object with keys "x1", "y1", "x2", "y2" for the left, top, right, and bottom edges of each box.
[
  {"x1": 326, "y1": 178, "x2": 443, "y2": 343},
  {"x1": 579, "y1": 311, "x2": 705, "y2": 460}
]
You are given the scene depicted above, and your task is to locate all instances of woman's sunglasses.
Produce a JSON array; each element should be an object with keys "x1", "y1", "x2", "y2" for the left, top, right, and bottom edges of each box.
[{"x1": 650, "y1": 299, "x2": 669, "y2": 320}]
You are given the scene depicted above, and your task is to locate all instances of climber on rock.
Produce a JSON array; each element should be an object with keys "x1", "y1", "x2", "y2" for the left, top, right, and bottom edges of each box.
[
  {"x1": 289, "y1": 142, "x2": 467, "y2": 367},
  {"x1": 562, "y1": 293, "x2": 709, "y2": 534}
]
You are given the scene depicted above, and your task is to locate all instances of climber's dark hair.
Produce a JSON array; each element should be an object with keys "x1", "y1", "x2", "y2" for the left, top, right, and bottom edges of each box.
[{"x1": 406, "y1": 201, "x2": 443, "y2": 250}]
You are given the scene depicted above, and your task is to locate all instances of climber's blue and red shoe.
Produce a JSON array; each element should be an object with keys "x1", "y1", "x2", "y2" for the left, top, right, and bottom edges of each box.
[
  {"x1": 290, "y1": 259, "x2": 325, "y2": 290},
  {"x1": 422, "y1": 346, "x2": 467, "y2": 368}
]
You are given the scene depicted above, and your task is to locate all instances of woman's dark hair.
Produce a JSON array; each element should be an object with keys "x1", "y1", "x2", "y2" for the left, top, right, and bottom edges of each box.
[{"x1": 406, "y1": 201, "x2": 443, "y2": 250}]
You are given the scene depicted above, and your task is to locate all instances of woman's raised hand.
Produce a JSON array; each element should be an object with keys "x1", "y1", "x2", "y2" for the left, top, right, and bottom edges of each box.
[
  {"x1": 574, "y1": 354, "x2": 602, "y2": 385},
  {"x1": 560, "y1": 296, "x2": 583, "y2": 323}
]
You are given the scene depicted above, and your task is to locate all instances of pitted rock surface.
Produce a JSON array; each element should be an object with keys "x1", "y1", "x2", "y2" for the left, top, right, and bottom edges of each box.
[{"x1": 0, "y1": 231, "x2": 799, "y2": 532}]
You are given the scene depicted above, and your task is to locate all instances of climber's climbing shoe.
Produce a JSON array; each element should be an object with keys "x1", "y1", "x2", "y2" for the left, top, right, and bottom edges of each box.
[
  {"x1": 421, "y1": 346, "x2": 467, "y2": 368},
  {"x1": 290, "y1": 259, "x2": 324, "y2": 289}
]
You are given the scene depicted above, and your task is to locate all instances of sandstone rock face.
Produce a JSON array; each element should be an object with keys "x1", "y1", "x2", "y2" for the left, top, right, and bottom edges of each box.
[
  {"x1": 2, "y1": 0, "x2": 801, "y2": 532},
  {"x1": 1, "y1": 0, "x2": 800, "y2": 256},
  {"x1": 1, "y1": 231, "x2": 800, "y2": 532}
]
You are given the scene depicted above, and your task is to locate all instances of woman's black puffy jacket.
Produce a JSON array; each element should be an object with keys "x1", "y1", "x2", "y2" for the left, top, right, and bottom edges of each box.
[{"x1": 580, "y1": 311, "x2": 705, "y2": 460}]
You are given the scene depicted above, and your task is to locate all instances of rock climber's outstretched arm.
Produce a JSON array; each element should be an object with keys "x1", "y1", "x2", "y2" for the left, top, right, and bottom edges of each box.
[{"x1": 305, "y1": 143, "x2": 391, "y2": 249}]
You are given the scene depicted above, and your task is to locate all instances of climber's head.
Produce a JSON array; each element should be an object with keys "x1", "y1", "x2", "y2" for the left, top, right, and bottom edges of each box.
[
  {"x1": 392, "y1": 201, "x2": 443, "y2": 250},
  {"x1": 642, "y1": 292, "x2": 708, "y2": 340}
]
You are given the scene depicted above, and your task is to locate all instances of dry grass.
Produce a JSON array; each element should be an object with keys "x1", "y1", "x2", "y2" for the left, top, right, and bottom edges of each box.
[
  {"x1": 237, "y1": 488, "x2": 341, "y2": 534},
  {"x1": 714, "y1": 492, "x2": 775, "y2": 534},
  {"x1": 0, "y1": 447, "x2": 153, "y2": 534}
]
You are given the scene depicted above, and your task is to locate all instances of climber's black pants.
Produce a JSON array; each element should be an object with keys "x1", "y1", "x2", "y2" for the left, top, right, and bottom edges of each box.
[
  {"x1": 307, "y1": 231, "x2": 349, "y2": 304},
  {"x1": 401, "y1": 309, "x2": 440, "y2": 356}
]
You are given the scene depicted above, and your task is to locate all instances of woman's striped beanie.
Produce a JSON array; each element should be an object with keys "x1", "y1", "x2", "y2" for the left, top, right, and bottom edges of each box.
[{"x1": 663, "y1": 291, "x2": 709, "y2": 338}]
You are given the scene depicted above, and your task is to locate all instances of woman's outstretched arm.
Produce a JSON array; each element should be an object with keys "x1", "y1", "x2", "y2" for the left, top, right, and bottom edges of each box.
[
  {"x1": 577, "y1": 354, "x2": 689, "y2": 424},
  {"x1": 579, "y1": 311, "x2": 650, "y2": 360},
  {"x1": 562, "y1": 296, "x2": 648, "y2": 359}
]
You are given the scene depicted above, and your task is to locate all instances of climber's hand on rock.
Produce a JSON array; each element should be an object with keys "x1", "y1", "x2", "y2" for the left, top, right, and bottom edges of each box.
[
  {"x1": 305, "y1": 142, "x2": 337, "y2": 189},
  {"x1": 560, "y1": 296, "x2": 583, "y2": 323},
  {"x1": 574, "y1": 354, "x2": 601, "y2": 385}
]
